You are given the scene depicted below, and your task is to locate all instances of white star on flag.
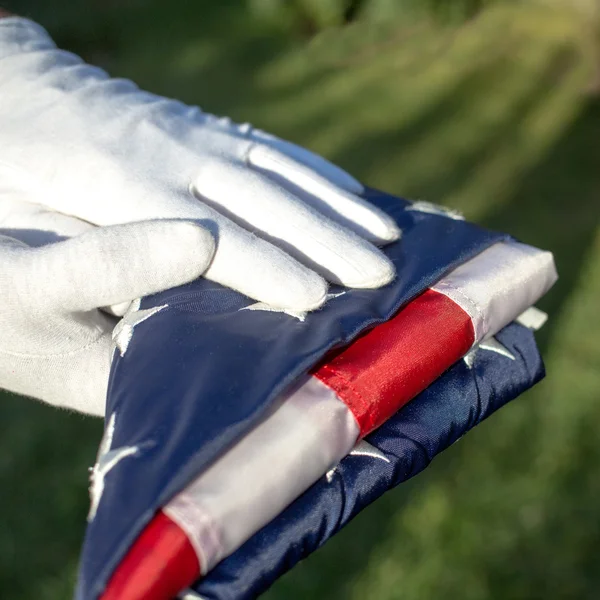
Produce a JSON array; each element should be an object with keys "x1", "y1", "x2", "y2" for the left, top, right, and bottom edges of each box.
[
  {"x1": 112, "y1": 298, "x2": 168, "y2": 356},
  {"x1": 463, "y1": 337, "x2": 516, "y2": 369},
  {"x1": 326, "y1": 440, "x2": 390, "y2": 483},
  {"x1": 88, "y1": 412, "x2": 140, "y2": 521},
  {"x1": 406, "y1": 200, "x2": 465, "y2": 220},
  {"x1": 516, "y1": 306, "x2": 548, "y2": 330},
  {"x1": 178, "y1": 591, "x2": 208, "y2": 600},
  {"x1": 240, "y1": 292, "x2": 347, "y2": 323}
]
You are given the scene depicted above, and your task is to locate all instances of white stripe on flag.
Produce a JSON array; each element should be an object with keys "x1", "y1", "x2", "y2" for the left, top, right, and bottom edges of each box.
[
  {"x1": 164, "y1": 376, "x2": 359, "y2": 573},
  {"x1": 431, "y1": 242, "x2": 556, "y2": 342}
]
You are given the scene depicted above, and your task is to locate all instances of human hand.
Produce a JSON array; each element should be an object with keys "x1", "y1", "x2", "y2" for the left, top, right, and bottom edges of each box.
[
  {"x1": 0, "y1": 17, "x2": 399, "y2": 313},
  {"x1": 0, "y1": 203, "x2": 214, "y2": 415}
]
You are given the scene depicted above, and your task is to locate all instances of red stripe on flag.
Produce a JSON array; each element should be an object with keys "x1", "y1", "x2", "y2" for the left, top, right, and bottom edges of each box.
[
  {"x1": 102, "y1": 289, "x2": 474, "y2": 600},
  {"x1": 313, "y1": 289, "x2": 475, "y2": 436},
  {"x1": 100, "y1": 510, "x2": 200, "y2": 600}
]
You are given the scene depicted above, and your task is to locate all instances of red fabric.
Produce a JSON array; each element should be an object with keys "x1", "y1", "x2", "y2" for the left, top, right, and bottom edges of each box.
[
  {"x1": 101, "y1": 289, "x2": 474, "y2": 599},
  {"x1": 100, "y1": 510, "x2": 200, "y2": 600},
  {"x1": 313, "y1": 289, "x2": 475, "y2": 436}
]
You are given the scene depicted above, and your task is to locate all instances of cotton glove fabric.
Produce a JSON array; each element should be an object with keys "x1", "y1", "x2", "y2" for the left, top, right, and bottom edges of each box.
[
  {"x1": 0, "y1": 217, "x2": 215, "y2": 416},
  {"x1": 0, "y1": 18, "x2": 400, "y2": 312}
]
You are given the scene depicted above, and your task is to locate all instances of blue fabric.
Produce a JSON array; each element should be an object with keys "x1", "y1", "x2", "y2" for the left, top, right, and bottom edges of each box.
[
  {"x1": 193, "y1": 322, "x2": 544, "y2": 599},
  {"x1": 76, "y1": 190, "x2": 508, "y2": 600}
]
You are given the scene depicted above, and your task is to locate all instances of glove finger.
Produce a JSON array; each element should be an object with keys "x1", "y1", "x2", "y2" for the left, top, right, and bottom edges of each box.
[
  {"x1": 27, "y1": 184, "x2": 330, "y2": 311},
  {"x1": 24, "y1": 220, "x2": 215, "y2": 312},
  {"x1": 194, "y1": 162, "x2": 395, "y2": 289},
  {"x1": 249, "y1": 129, "x2": 364, "y2": 195},
  {"x1": 0, "y1": 196, "x2": 133, "y2": 315},
  {"x1": 197, "y1": 216, "x2": 329, "y2": 310},
  {"x1": 248, "y1": 145, "x2": 401, "y2": 245}
]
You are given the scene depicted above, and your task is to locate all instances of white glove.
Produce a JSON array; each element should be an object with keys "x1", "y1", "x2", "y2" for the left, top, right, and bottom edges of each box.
[
  {"x1": 0, "y1": 17, "x2": 400, "y2": 313},
  {"x1": 0, "y1": 209, "x2": 215, "y2": 416}
]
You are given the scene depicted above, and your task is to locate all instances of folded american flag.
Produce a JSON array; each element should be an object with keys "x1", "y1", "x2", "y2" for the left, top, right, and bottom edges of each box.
[
  {"x1": 76, "y1": 189, "x2": 556, "y2": 600},
  {"x1": 188, "y1": 319, "x2": 544, "y2": 600}
]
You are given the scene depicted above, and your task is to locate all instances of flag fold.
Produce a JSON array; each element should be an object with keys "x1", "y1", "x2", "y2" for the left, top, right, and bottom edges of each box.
[{"x1": 76, "y1": 189, "x2": 555, "y2": 600}]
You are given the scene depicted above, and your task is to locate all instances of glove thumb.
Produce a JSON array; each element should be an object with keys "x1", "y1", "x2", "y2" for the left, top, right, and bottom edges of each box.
[{"x1": 23, "y1": 220, "x2": 215, "y2": 312}]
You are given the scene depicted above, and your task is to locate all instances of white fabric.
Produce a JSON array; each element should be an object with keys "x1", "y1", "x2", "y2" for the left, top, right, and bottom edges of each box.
[
  {"x1": 431, "y1": 241, "x2": 557, "y2": 343},
  {"x1": 0, "y1": 17, "x2": 399, "y2": 314},
  {"x1": 516, "y1": 306, "x2": 548, "y2": 331},
  {"x1": 164, "y1": 376, "x2": 359, "y2": 573},
  {"x1": 0, "y1": 220, "x2": 214, "y2": 415},
  {"x1": 178, "y1": 592, "x2": 207, "y2": 600},
  {"x1": 162, "y1": 240, "x2": 557, "y2": 575}
]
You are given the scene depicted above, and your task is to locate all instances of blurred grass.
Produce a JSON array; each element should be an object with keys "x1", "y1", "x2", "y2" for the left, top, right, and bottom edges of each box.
[{"x1": 1, "y1": 1, "x2": 599, "y2": 598}]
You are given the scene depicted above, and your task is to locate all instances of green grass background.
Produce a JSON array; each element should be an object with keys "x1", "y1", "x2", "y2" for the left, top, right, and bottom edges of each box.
[{"x1": 1, "y1": 1, "x2": 599, "y2": 598}]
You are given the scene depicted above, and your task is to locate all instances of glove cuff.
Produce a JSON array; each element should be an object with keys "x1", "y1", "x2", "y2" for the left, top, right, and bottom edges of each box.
[{"x1": 0, "y1": 17, "x2": 56, "y2": 59}]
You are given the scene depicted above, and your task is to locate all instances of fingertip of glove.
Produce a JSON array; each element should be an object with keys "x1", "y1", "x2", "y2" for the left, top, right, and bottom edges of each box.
[
  {"x1": 301, "y1": 276, "x2": 329, "y2": 311},
  {"x1": 170, "y1": 221, "x2": 216, "y2": 274},
  {"x1": 368, "y1": 220, "x2": 402, "y2": 245},
  {"x1": 136, "y1": 220, "x2": 216, "y2": 285},
  {"x1": 363, "y1": 256, "x2": 397, "y2": 288},
  {"x1": 341, "y1": 251, "x2": 397, "y2": 289},
  {"x1": 280, "y1": 270, "x2": 329, "y2": 312}
]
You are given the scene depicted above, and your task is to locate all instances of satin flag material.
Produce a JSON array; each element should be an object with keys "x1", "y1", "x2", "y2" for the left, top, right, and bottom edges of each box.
[
  {"x1": 149, "y1": 241, "x2": 553, "y2": 589},
  {"x1": 190, "y1": 320, "x2": 545, "y2": 600},
  {"x1": 76, "y1": 190, "x2": 554, "y2": 599}
]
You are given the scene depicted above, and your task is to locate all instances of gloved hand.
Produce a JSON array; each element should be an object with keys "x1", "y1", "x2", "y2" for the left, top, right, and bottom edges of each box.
[
  {"x1": 0, "y1": 205, "x2": 215, "y2": 415},
  {"x1": 0, "y1": 17, "x2": 400, "y2": 313}
]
